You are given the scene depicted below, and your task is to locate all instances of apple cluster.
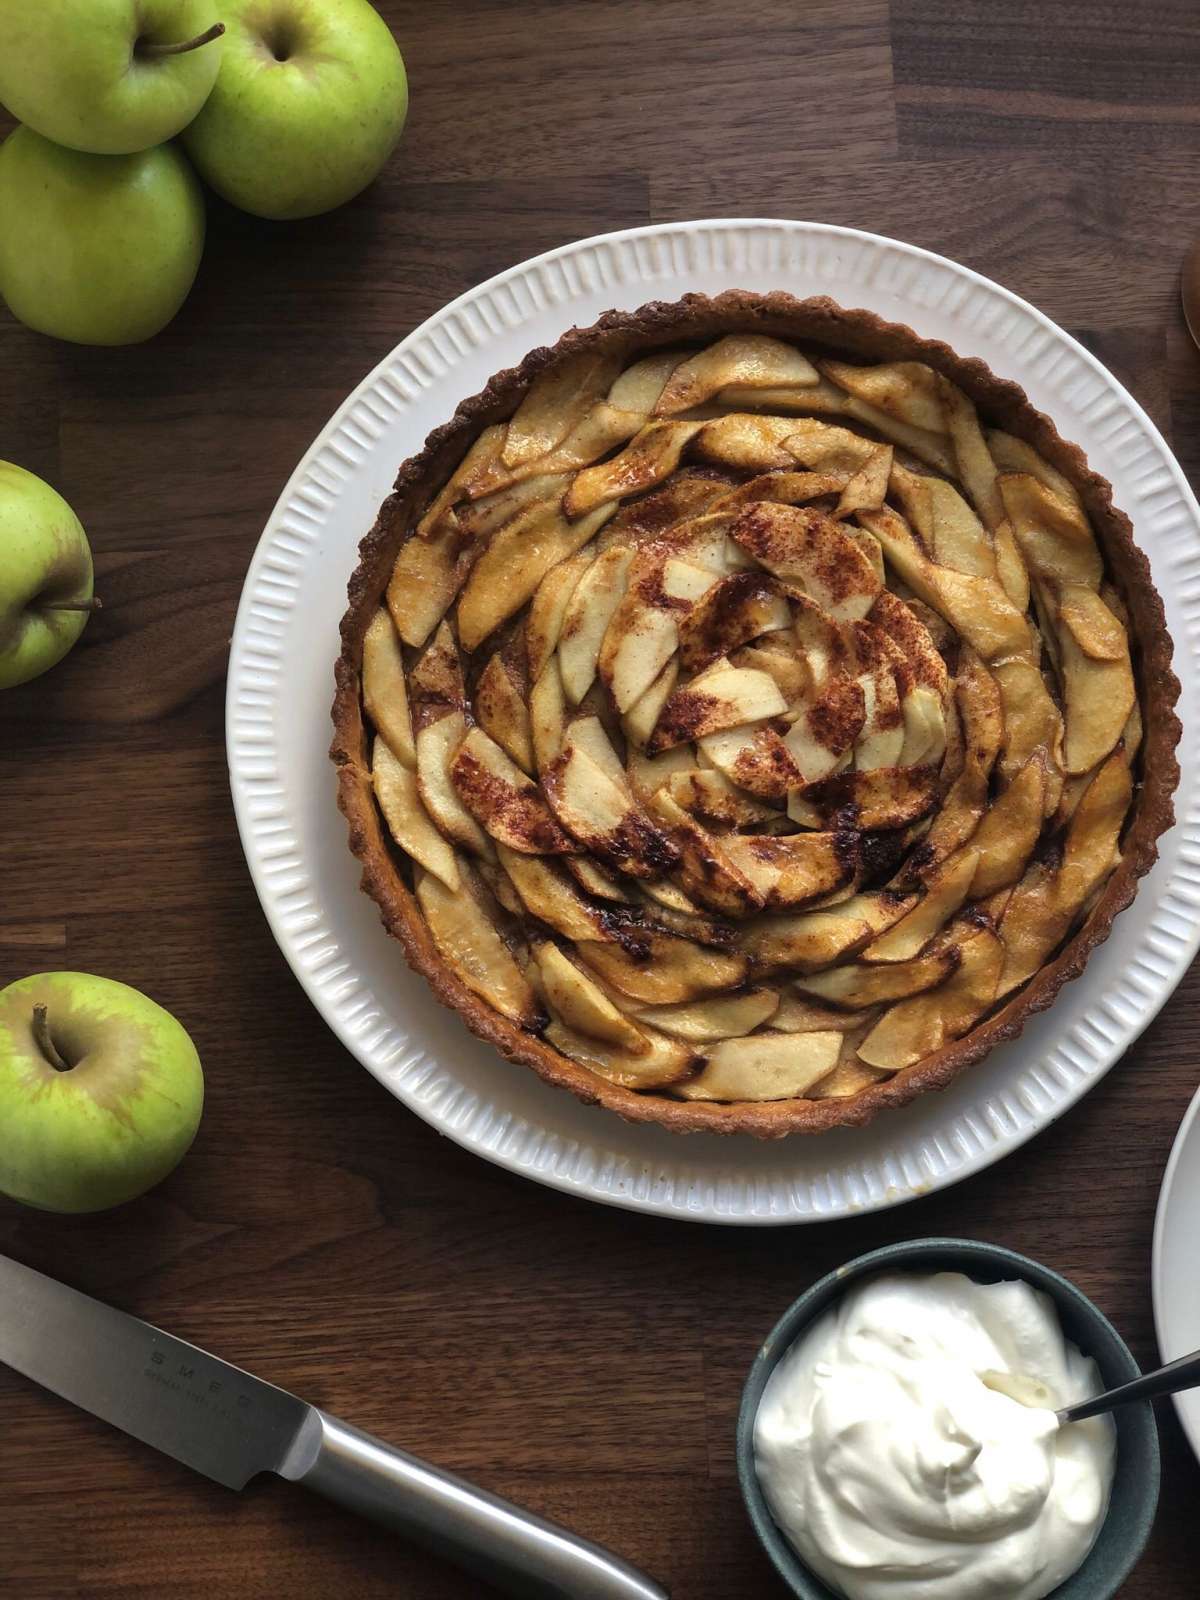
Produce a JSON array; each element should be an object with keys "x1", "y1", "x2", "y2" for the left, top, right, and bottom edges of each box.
[{"x1": 0, "y1": 0, "x2": 409, "y2": 346}]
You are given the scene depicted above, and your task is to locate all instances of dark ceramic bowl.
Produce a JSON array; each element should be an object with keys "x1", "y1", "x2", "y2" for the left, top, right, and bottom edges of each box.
[{"x1": 736, "y1": 1238, "x2": 1159, "y2": 1600}]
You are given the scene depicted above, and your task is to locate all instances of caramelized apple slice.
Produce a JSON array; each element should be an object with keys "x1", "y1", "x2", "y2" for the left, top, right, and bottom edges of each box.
[
  {"x1": 415, "y1": 712, "x2": 493, "y2": 858},
  {"x1": 891, "y1": 464, "x2": 996, "y2": 579},
  {"x1": 547, "y1": 1018, "x2": 698, "y2": 1089},
  {"x1": 564, "y1": 421, "x2": 704, "y2": 518},
  {"x1": 475, "y1": 651, "x2": 534, "y2": 774},
  {"x1": 938, "y1": 376, "x2": 1002, "y2": 530},
  {"x1": 835, "y1": 444, "x2": 893, "y2": 518},
  {"x1": 415, "y1": 424, "x2": 507, "y2": 538},
  {"x1": 898, "y1": 684, "x2": 947, "y2": 769},
  {"x1": 387, "y1": 525, "x2": 474, "y2": 649},
  {"x1": 565, "y1": 715, "x2": 629, "y2": 791},
  {"x1": 857, "y1": 925, "x2": 1004, "y2": 1070},
  {"x1": 530, "y1": 658, "x2": 567, "y2": 771},
  {"x1": 542, "y1": 743, "x2": 676, "y2": 879},
  {"x1": 558, "y1": 545, "x2": 634, "y2": 704},
  {"x1": 956, "y1": 649, "x2": 1005, "y2": 773},
  {"x1": 534, "y1": 941, "x2": 648, "y2": 1052},
  {"x1": 450, "y1": 727, "x2": 577, "y2": 854},
  {"x1": 665, "y1": 767, "x2": 775, "y2": 827},
  {"x1": 693, "y1": 412, "x2": 806, "y2": 471},
  {"x1": 649, "y1": 790, "x2": 764, "y2": 917},
  {"x1": 457, "y1": 499, "x2": 615, "y2": 651},
  {"x1": 566, "y1": 856, "x2": 630, "y2": 903},
  {"x1": 502, "y1": 351, "x2": 623, "y2": 468},
  {"x1": 598, "y1": 593, "x2": 680, "y2": 714},
  {"x1": 455, "y1": 472, "x2": 571, "y2": 540},
  {"x1": 994, "y1": 520, "x2": 1031, "y2": 612},
  {"x1": 992, "y1": 656, "x2": 1063, "y2": 797},
  {"x1": 622, "y1": 659, "x2": 679, "y2": 751},
  {"x1": 998, "y1": 473, "x2": 1104, "y2": 590},
  {"x1": 792, "y1": 765, "x2": 939, "y2": 830},
  {"x1": 807, "y1": 1055, "x2": 891, "y2": 1100},
  {"x1": 362, "y1": 608, "x2": 415, "y2": 767},
  {"x1": 525, "y1": 549, "x2": 591, "y2": 681},
  {"x1": 655, "y1": 335, "x2": 818, "y2": 414},
  {"x1": 607, "y1": 349, "x2": 689, "y2": 413},
  {"x1": 415, "y1": 866, "x2": 543, "y2": 1029},
  {"x1": 1058, "y1": 585, "x2": 1128, "y2": 661},
  {"x1": 820, "y1": 358, "x2": 947, "y2": 436},
  {"x1": 577, "y1": 933, "x2": 748, "y2": 1005},
  {"x1": 722, "y1": 833, "x2": 853, "y2": 911},
  {"x1": 772, "y1": 995, "x2": 881, "y2": 1033},
  {"x1": 674, "y1": 1032, "x2": 842, "y2": 1101},
  {"x1": 967, "y1": 756, "x2": 1046, "y2": 897},
  {"x1": 784, "y1": 675, "x2": 868, "y2": 784},
  {"x1": 496, "y1": 844, "x2": 611, "y2": 943},
  {"x1": 731, "y1": 502, "x2": 882, "y2": 622},
  {"x1": 796, "y1": 949, "x2": 959, "y2": 1008},
  {"x1": 634, "y1": 988, "x2": 781, "y2": 1042},
  {"x1": 713, "y1": 469, "x2": 851, "y2": 511},
  {"x1": 740, "y1": 893, "x2": 912, "y2": 972},
  {"x1": 864, "y1": 850, "x2": 979, "y2": 962},
  {"x1": 408, "y1": 619, "x2": 466, "y2": 712},
  {"x1": 1057, "y1": 615, "x2": 1134, "y2": 776},
  {"x1": 650, "y1": 664, "x2": 788, "y2": 752},
  {"x1": 986, "y1": 431, "x2": 1082, "y2": 505},
  {"x1": 905, "y1": 759, "x2": 988, "y2": 881},
  {"x1": 867, "y1": 592, "x2": 948, "y2": 697},
  {"x1": 372, "y1": 737, "x2": 460, "y2": 892},
  {"x1": 677, "y1": 572, "x2": 792, "y2": 672},
  {"x1": 700, "y1": 723, "x2": 803, "y2": 803}
]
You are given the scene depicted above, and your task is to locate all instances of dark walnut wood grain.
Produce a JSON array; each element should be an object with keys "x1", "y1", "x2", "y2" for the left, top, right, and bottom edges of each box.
[{"x1": 2, "y1": 1, "x2": 1200, "y2": 1594}]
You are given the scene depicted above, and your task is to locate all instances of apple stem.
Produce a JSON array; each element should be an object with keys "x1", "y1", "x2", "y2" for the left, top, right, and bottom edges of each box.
[
  {"x1": 41, "y1": 596, "x2": 102, "y2": 614},
  {"x1": 31, "y1": 1005, "x2": 71, "y2": 1073},
  {"x1": 139, "y1": 21, "x2": 225, "y2": 58}
]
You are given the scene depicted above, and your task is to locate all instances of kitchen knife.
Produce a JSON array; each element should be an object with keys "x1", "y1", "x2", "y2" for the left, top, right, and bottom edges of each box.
[{"x1": 0, "y1": 1253, "x2": 668, "y2": 1600}]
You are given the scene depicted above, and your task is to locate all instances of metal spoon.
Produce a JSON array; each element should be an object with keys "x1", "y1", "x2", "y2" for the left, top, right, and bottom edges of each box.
[
  {"x1": 984, "y1": 1344, "x2": 1200, "y2": 1426},
  {"x1": 1182, "y1": 240, "x2": 1200, "y2": 351}
]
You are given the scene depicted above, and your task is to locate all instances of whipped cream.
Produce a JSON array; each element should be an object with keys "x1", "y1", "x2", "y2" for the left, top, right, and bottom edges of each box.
[{"x1": 754, "y1": 1271, "x2": 1115, "y2": 1600}]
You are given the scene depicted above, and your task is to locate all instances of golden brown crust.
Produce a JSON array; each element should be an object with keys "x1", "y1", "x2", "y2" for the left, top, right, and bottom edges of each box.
[{"x1": 330, "y1": 291, "x2": 1181, "y2": 1138}]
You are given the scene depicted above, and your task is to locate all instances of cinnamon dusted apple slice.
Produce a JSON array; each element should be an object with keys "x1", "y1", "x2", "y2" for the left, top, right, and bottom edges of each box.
[
  {"x1": 408, "y1": 620, "x2": 466, "y2": 712},
  {"x1": 520, "y1": 402, "x2": 646, "y2": 480},
  {"x1": 731, "y1": 640, "x2": 808, "y2": 703},
  {"x1": 997, "y1": 749, "x2": 1133, "y2": 996},
  {"x1": 864, "y1": 850, "x2": 979, "y2": 962},
  {"x1": 956, "y1": 648, "x2": 1005, "y2": 772},
  {"x1": 740, "y1": 892, "x2": 913, "y2": 972},
  {"x1": 633, "y1": 988, "x2": 781, "y2": 1042},
  {"x1": 676, "y1": 572, "x2": 792, "y2": 672},
  {"x1": 564, "y1": 421, "x2": 704, "y2": 518},
  {"x1": 649, "y1": 664, "x2": 788, "y2": 752},
  {"x1": 557, "y1": 545, "x2": 633, "y2": 704},
  {"x1": 475, "y1": 650, "x2": 534, "y2": 774},
  {"x1": 998, "y1": 473, "x2": 1104, "y2": 590},
  {"x1": 772, "y1": 994, "x2": 881, "y2": 1033},
  {"x1": 530, "y1": 658, "x2": 567, "y2": 771},
  {"x1": 526, "y1": 550, "x2": 590, "y2": 681},
  {"x1": 693, "y1": 412, "x2": 806, "y2": 471},
  {"x1": 598, "y1": 592, "x2": 680, "y2": 715},
  {"x1": 722, "y1": 832, "x2": 854, "y2": 911},
  {"x1": 455, "y1": 472, "x2": 571, "y2": 539},
  {"x1": 545, "y1": 1019, "x2": 697, "y2": 1090},
  {"x1": 577, "y1": 932, "x2": 748, "y2": 1005},
  {"x1": 649, "y1": 790, "x2": 765, "y2": 917},
  {"x1": 415, "y1": 424, "x2": 507, "y2": 538},
  {"x1": 898, "y1": 684, "x2": 948, "y2": 769},
  {"x1": 891, "y1": 464, "x2": 996, "y2": 580},
  {"x1": 779, "y1": 416, "x2": 881, "y2": 475},
  {"x1": 542, "y1": 742, "x2": 677, "y2": 879},
  {"x1": 362, "y1": 608, "x2": 415, "y2": 767},
  {"x1": 673, "y1": 1031, "x2": 842, "y2": 1101},
  {"x1": 867, "y1": 594, "x2": 947, "y2": 700},
  {"x1": 731, "y1": 502, "x2": 883, "y2": 622},
  {"x1": 986, "y1": 430, "x2": 1081, "y2": 504},
  {"x1": 457, "y1": 498, "x2": 616, "y2": 651},
  {"x1": 387, "y1": 524, "x2": 475, "y2": 649},
  {"x1": 372, "y1": 737, "x2": 460, "y2": 892},
  {"x1": 857, "y1": 925, "x2": 1005, "y2": 1071},
  {"x1": 655, "y1": 335, "x2": 819, "y2": 415},
  {"x1": 598, "y1": 474, "x2": 730, "y2": 553},
  {"x1": 622, "y1": 659, "x2": 679, "y2": 751},
  {"x1": 502, "y1": 351, "x2": 624, "y2": 469},
  {"x1": 794, "y1": 765, "x2": 939, "y2": 831},
  {"x1": 564, "y1": 856, "x2": 628, "y2": 904},
  {"x1": 849, "y1": 621, "x2": 906, "y2": 770},
  {"x1": 992, "y1": 656, "x2": 1063, "y2": 800},
  {"x1": 699, "y1": 723, "x2": 803, "y2": 804},
  {"x1": 1057, "y1": 613, "x2": 1135, "y2": 775},
  {"x1": 564, "y1": 714, "x2": 630, "y2": 791},
  {"x1": 450, "y1": 727, "x2": 577, "y2": 854},
  {"x1": 415, "y1": 712, "x2": 494, "y2": 859},
  {"x1": 533, "y1": 941, "x2": 648, "y2": 1053},
  {"x1": 713, "y1": 469, "x2": 852, "y2": 512},
  {"x1": 834, "y1": 444, "x2": 893, "y2": 518},
  {"x1": 415, "y1": 866, "x2": 543, "y2": 1030},
  {"x1": 820, "y1": 358, "x2": 947, "y2": 436},
  {"x1": 665, "y1": 768, "x2": 775, "y2": 827},
  {"x1": 659, "y1": 555, "x2": 720, "y2": 605},
  {"x1": 964, "y1": 757, "x2": 1047, "y2": 897},
  {"x1": 795, "y1": 948, "x2": 959, "y2": 1008},
  {"x1": 904, "y1": 759, "x2": 988, "y2": 883},
  {"x1": 606, "y1": 349, "x2": 691, "y2": 413},
  {"x1": 938, "y1": 376, "x2": 1003, "y2": 531},
  {"x1": 496, "y1": 844, "x2": 613, "y2": 943},
  {"x1": 626, "y1": 748, "x2": 693, "y2": 804}
]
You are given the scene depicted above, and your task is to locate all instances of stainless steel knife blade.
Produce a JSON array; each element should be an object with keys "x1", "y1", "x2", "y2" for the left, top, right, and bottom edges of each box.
[
  {"x1": 0, "y1": 1252, "x2": 309, "y2": 1488},
  {"x1": 0, "y1": 1255, "x2": 668, "y2": 1600}
]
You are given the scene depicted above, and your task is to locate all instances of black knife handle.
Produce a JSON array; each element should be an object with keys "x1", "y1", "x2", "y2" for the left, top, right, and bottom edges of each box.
[{"x1": 283, "y1": 1409, "x2": 668, "y2": 1600}]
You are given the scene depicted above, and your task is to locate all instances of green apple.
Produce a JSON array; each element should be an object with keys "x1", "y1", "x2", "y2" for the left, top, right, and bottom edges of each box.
[
  {"x1": 0, "y1": 463, "x2": 97, "y2": 690},
  {"x1": 183, "y1": 0, "x2": 407, "y2": 220},
  {"x1": 0, "y1": 0, "x2": 225, "y2": 156},
  {"x1": 0, "y1": 973, "x2": 204, "y2": 1214},
  {"x1": 0, "y1": 126, "x2": 206, "y2": 346}
]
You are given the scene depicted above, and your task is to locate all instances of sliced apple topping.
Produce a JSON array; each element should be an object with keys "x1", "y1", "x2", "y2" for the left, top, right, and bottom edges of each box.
[
  {"x1": 577, "y1": 932, "x2": 748, "y2": 1005},
  {"x1": 998, "y1": 473, "x2": 1104, "y2": 590},
  {"x1": 665, "y1": 767, "x2": 775, "y2": 827},
  {"x1": 1056, "y1": 612, "x2": 1135, "y2": 776},
  {"x1": 525, "y1": 550, "x2": 590, "y2": 682},
  {"x1": 713, "y1": 469, "x2": 852, "y2": 512},
  {"x1": 650, "y1": 664, "x2": 787, "y2": 752},
  {"x1": 634, "y1": 988, "x2": 781, "y2": 1042},
  {"x1": 496, "y1": 844, "x2": 612, "y2": 943},
  {"x1": 677, "y1": 572, "x2": 792, "y2": 671},
  {"x1": 808, "y1": 1055, "x2": 890, "y2": 1101},
  {"x1": 739, "y1": 893, "x2": 912, "y2": 972},
  {"x1": 939, "y1": 376, "x2": 1002, "y2": 531},
  {"x1": 542, "y1": 742, "x2": 677, "y2": 880},
  {"x1": 820, "y1": 358, "x2": 947, "y2": 436},
  {"x1": 964, "y1": 755, "x2": 1046, "y2": 897},
  {"x1": 648, "y1": 790, "x2": 764, "y2": 917},
  {"x1": 475, "y1": 650, "x2": 534, "y2": 774},
  {"x1": 362, "y1": 608, "x2": 415, "y2": 767},
  {"x1": 622, "y1": 659, "x2": 679, "y2": 751},
  {"x1": 731, "y1": 502, "x2": 882, "y2": 621},
  {"x1": 372, "y1": 737, "x2": 460, "y2": 892},
  {"x1": 795, "y1": 948, "x2": 959, "y2": 1009},
  {"x1": 693, "y1": 412, "x2": 807, "y2": 471},
  {"x1": 415, "y1": 865, "x2": 543, "y2": 1029},
  {"x1": 857, "y1": 925, "x2": 1004, "y2": 1071},
  {"x1": 556, "y1": 545, "x2": 634, "y2": 704},
  {"x1": 673, "y1": 1031, "x2": 842, "y2": 1101},
  {"x1": 772, "y1": 994, "x2": 881, "y2": 1033},
  {"x1": 564, "y1": 421, "x2": 704, "y2": 518},
  {"x1": 415, "y1": 424, "x2": 507, "y2": 539},
  {"x1": 534, "y1": 940, "x2": 648, "y2": 1052},
  {"x1": 455, "y1": 472, "x2": 572, "y2": 540},
  {"x1": 792, "y1": 765, "x2": 939, "y2": 831},
  {"x1": 387, "y1": 524, "x2": 474, "y2": 649},
  {"x1": 598, "y1": 588, "x2": 681, "y2": 714},
  {"x1": 529, "y1": 657, "x2": 567, "y2": 771},
  {"x1": 450, "y1": 727, "x2": 577, "y2": 854},
  {"x1": 834, "y1": 444, "x2": 893, "y2": 518},
  {"x1": 654, "y1": 335, "x2": 819, "y2": 416},
  {"x1": 502, "y1": 351, "x2": 624, "y2": 468},
  {"x1": 545, "y1": 1020, "x2": 697, "y2": 1089},
  {"x1": 415, "y1": 712, "x2": 494, "y2": 859},
  {"x1": 722, "y1": 832, "x2": 854, "y2": 912},
  {"x1": 863, "y1": 849, "x2": 979, "y2": 963},
  {"x1": 699, "y1": 722, "x2": 804, "y2": 803}
]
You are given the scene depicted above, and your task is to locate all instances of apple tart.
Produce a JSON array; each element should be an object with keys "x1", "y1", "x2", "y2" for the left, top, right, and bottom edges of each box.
[{"x1": 331, "y1": 292, "x2": 1179, "y2": 1136}]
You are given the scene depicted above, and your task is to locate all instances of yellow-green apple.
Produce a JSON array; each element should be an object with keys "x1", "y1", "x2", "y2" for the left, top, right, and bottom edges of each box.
[
  {"x1": 0, "y1": 973, "x2": 204, "y2": 1213},
  {"x1": 0, "y1": 463, "x2": 97, "y2": 690},
  {"x1": 0, "y1": 127, "x2": 206, "y2": 346},
  {"x1": 183, "y1": 0, "x2": 407, "y2": 220},
  {"x1": 0, "y1": 0, "x2": 225, "y2": 155}
]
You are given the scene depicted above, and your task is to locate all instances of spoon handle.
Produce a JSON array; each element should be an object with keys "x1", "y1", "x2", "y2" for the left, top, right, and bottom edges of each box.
[{"x1": 1060, "y1": 1345, "x2": 1200, "y2": 1424}]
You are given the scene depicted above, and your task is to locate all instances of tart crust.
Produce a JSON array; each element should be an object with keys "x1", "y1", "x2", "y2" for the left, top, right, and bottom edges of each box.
[{"x1": 331, "y1": 291, "x2": 1181, "y2": 1137}]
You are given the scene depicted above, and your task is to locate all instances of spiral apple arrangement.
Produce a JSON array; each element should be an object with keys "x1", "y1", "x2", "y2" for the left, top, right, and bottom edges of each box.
[{"x1": 0, "y1": 2, "x2": 408, "y2": 1209}]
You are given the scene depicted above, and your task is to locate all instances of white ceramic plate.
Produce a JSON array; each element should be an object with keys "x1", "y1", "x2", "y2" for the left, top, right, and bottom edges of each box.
[
  {"x1": 227, "y1": 219, "x2": 1200, "y2": 1225},
  {"x1": 1153, "y1": 1087, "x2": 1200, "y2": 1462}
]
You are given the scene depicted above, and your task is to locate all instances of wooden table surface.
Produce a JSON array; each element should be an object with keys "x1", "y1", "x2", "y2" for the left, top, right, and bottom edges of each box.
[{"x1": 4, "y1": 1, "x2": 1200, "y2": 1593}]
